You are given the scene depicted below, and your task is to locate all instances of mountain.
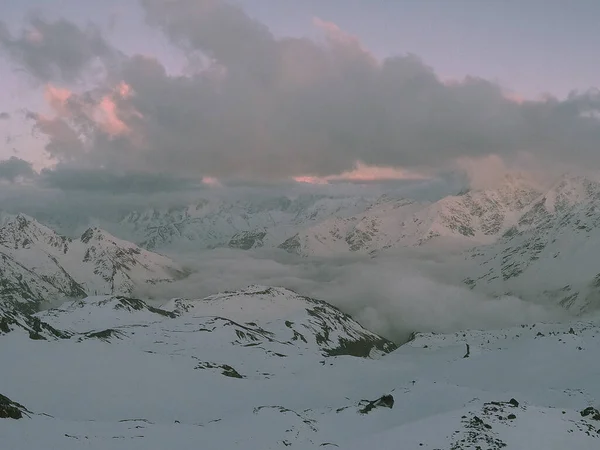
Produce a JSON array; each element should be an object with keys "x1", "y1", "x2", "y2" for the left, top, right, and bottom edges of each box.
[
  {"x1": 117, "y1": 194, "x2": 376, "y2": 251},
  {"x1": 116, "y1": 175, "x2": 541, "y2": 257},
  {"x1": 1, "y1": 286, "x2": 599, "y2": 449},
  {"x1": 0, "y1": 214, "x2": 185, "y2": 309},
  {"x1": 280, "y1": 175, "x2": 542, "y2": 256},
  {"x1": 465, "y1": 175, "x2": 600, "y2": 314},
  {"x1": 161, "y1": 286, "x2": 396, "y2": 358}
]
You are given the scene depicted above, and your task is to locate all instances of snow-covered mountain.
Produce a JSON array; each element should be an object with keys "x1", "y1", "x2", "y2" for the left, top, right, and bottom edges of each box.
[
  {"x1": 118, "y1": 194, "x2": 375, "y2": 251},
  {"x1": 280, "y1": 175, "x2": 542, "y2": 256},
  {"x1": 1, "y1": 286, "x2": 599, "y2": 449},
  {"x1": 115, "y1": 175, "x2": 542, "y2": 258},
  {"x1": 465, "y1": 175, "x2": 600, "y2": 314},
  {"x1": 0, "y1": 214, "x2": 185, "y2": 309}
]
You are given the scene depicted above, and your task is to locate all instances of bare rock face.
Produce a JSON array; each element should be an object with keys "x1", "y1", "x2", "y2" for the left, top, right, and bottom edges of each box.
[
  {"x1": 0, "y1": 394, "x2": 28, "y2": 420},
  {"x1": 359, "y1": 394, "x2": 395, "y2": 414},
  {"x1": 228, "y1": 229, "x2": 267, "y2": 250}
]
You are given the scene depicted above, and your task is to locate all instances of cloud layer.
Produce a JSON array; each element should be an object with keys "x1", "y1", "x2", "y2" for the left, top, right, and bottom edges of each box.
[
  {"x1": 0, "y1": 156, "x2": 35, "y2": 181},
  {"x1": 1, "y1": 0, "x2": 600, "y2": 186},
  {"x1": 136, "y1": 248, "x2": 565, "y2": 343}
]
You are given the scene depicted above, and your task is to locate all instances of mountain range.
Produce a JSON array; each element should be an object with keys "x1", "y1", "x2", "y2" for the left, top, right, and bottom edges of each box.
[
  {"x1": 117, "y1": 194, "x2": 375, "y2": 251},
  {"x1": 2, "y1": 173, "x2": 600, "y2": 448},
  {"x1": 465, "y1": 175, "x2": 600, "y2": 314},
  {"x1": 5, "y1": 174, "x2": 600, "y2": 315},
  {"x1": 0, "y1": 214, "x2": 185, "y2": 311},
  {"x1": 113, "y1": 174, "x2": 543, "y2": 257}
]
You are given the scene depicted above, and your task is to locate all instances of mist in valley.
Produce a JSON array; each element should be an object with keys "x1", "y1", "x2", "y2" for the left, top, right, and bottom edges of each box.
[{"x1": 135, "y1": 245, "x2": 566, "y2": 343}]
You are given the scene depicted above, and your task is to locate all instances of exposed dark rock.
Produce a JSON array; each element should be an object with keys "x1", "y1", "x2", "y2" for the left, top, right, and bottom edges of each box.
[
  {"x1": 325, "y1": 336, "x2": 396, "y2": 358},
  {"x1": 581, "y1": 407, "x2": 600, "y2": 421},
  {"x1": 228, "y1": 230, "x2": 267, "y2": 250},
  {"x1": 221, "y1": 364, "x2": 244, "y2": 379},
  {"x1": 463, "y1": 343, "x2": 470, "y2": 358},
  {"x1": 278, "y1": 235, "x2": 302, "y2": 254},
  {"x1": 359, "y1": 394, "x2": 394, "y2": 414},
  {"x1": 0, "y1": 304, "x2": 70, "y2": 340},
  {"x1": 195, "y1": 361, "x2": 245, "y2": 379},
  {"x1": 94, "y1": 296, "x2": 177, "y2": 318},
  {"x1": 82, "y1": 328, "x2": 124, "y2": 342},
  {"x1": 0, "y1": 394, "x2": 28, "y2": 419}
]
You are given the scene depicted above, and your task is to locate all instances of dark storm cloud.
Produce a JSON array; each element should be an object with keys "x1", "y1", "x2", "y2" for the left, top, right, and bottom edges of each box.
[
  {"x1": 0, "y1": 156, "x2": 35, "y2": 181},
  {"x1": 0, "y1": 16, "x2": 114, "y2": 83},
  {"x1": 39, "y1": 165, "x2": 200, "y2": 194}
]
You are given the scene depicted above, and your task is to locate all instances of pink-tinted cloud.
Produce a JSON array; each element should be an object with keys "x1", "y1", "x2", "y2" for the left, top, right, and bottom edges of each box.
[
  {"x1": 293, "y1": 175, "x2": 329, "y2": 185},
  {"x1": 201, "y1": 176, "x2": 222, "y2": 187},
  {"x1": 294, "y1": 161, "x2": 427, "y2": 184},
  {"x1": 95, "y1": 95, "x2": 130, "y2": 136},
  {"x1": 44, "y1": 84, "x2": 72, "y2": 115},
  {"x1": 8, "y1": 2, "x2": 600, "y2": 184},
  {"x1": 312, "y1": 17, "x2": 377, "y2": 65},
  {"x1": 42, "y1": 82, "x2": 137, "y2": 138},
  {"x1": 116, "y1": 81, "x2": 133, "y2": 98},
  {"x1": 25, "y1": 27, "x2": 44, "y2": 44},
  {"x1": 504, "y1": 91, "x2": 525, "y2": 104}
]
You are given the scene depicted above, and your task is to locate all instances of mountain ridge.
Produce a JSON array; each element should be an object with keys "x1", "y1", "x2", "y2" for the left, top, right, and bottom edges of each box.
[{"x1": 0, "y1": 214, "x2": 185, "y2": 310}]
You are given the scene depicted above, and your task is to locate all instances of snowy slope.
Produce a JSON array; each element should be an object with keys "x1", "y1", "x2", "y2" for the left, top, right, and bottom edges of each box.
[
  {"x1": 466, "y1": 175, "x2": 600, "y2": 314},
  {"x1": 281, "y1": 175, "x2": 542, "y2": 256},
  {"x1": 117, "y1": 176, "x2": 540, "y2": 257},
  {"x1": 1, "y1": 287, "x2": 599, "y2": 449},
  {"x1": 0, "y1": 215, "x2": 185, "y2": 307},
  {"x1": 64, "y1": 226, "x2": 186, "y2": 295},
  {"x1": 117, "y1": 194, "x2": 376, "y2": 251}
]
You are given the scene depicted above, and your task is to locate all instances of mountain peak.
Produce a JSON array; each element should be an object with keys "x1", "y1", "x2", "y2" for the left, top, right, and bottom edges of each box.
[
  {"x1": 538, "y1": 173, "x2": 600, "y2": 214},
  {"x1": 161, "y1": 285, "x2": 397, "y2": 358},
  {"x1": 0, "y1": 212, "x2": 71, "y2": 252},
  {"x1": 11, "y1": 213, "x2": 52, "y2": 232},
  {"x1": 80, "y1": 226, "x2": 108, "y2": 243},
  {"x1": 0, "y1": 214, "x2": 184, "y2": 305}
]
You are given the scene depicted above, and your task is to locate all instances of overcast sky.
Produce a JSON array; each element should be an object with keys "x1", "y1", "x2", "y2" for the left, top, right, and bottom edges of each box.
[{"x1": 0, "y1": 0, "x2": 599, "y2": 192}]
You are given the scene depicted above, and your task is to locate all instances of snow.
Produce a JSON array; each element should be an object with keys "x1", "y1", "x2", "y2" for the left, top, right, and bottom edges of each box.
[
  {"x1": 278, "y1": 175, "x2": 542, "y2": 257},
  {"x1": 117, "y1": 194, "x2": 376, "y2": 252},
  {"x1": 2, "y1": 286, "x2": 600, "y2": 449},
  {"x1": 467, "y1": 175, "x2": 600, "y2": 313},
  {"x1": 4, "y1": 174, "x2": 600, "y2": 448},
  {"x1": 0, "y1": 215, "x2": 185, "y2": 305}
]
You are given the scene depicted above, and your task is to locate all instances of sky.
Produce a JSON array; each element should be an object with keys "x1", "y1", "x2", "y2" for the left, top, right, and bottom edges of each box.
[{"x1": 0, "y1": 0, "x2": 599, "y2": 197}]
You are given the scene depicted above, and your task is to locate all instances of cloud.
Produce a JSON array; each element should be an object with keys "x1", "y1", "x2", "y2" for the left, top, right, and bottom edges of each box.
[
  {"x1": 294, "y1": 161, "x2": 428, "y2": 184},
  {"x1": 3, "y1": 0, "x2": 600, "y2": 185},
  {"x1": 38, "y1": 165, "x2": 201, "y2": 194},
  {"x1": 135, "y1": 247, "x2": 565, "y2": 343},
  {"x1": 0, "y1": 112, "x2": 10, "y2": 120},
  {"x1": 0, "y1": 156, "x2": 35, "y2": 181},
  {"x1": 0, "y1": 16, "x2": 115, "y2": 83}
]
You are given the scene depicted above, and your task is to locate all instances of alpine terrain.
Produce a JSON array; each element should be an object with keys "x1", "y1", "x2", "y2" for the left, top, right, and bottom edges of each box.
[
  {"x1": 0, "y1": 214, "x2": 185, "y2": 311},
  {"x1": 114, "y1": 175, "x2": 542, "y2": 257},
  {"x1": 1, "y1": 285, "x2": 599, "y2": 449},
  {"x1": 466, "y1": 175, "x2": 600, "y2": 314},
  {"x1": 2, "y1": 175, "x2": 600, "y2": 449}
]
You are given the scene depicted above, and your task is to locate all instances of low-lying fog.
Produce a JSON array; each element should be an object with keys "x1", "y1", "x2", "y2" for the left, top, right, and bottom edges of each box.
[{"x1": 135, "y1": 246, "x2": 566, "y2": 344}]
